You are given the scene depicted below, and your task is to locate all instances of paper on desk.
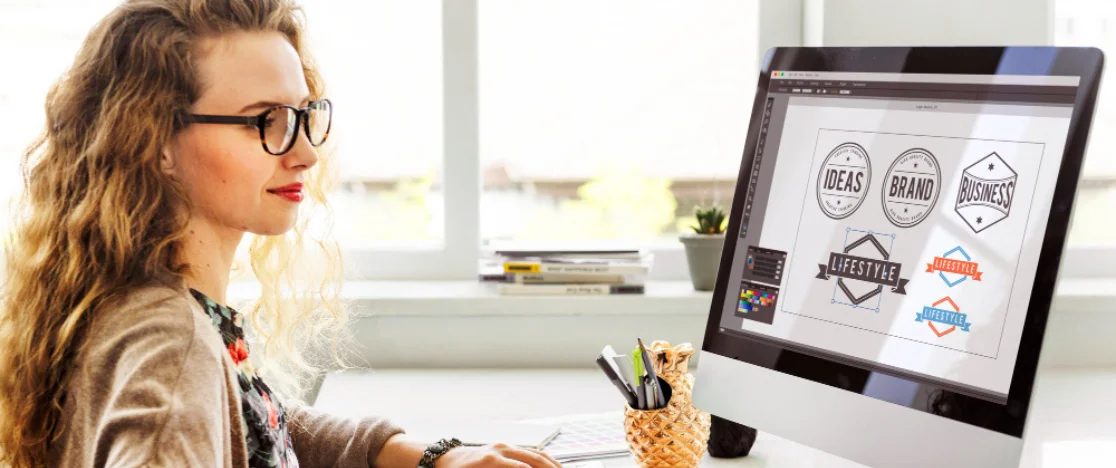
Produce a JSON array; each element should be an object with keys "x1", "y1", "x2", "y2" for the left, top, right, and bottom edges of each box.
[
  {"x1": 520, "y1": 411, "x2": 629, "y2": 462},
  {"x1": 395, "y1": 416, "x2": 560, "y2": 450}
]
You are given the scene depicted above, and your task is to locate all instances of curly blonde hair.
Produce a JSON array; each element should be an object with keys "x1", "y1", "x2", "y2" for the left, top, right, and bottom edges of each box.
[{"x1": 0, "y1": 1, "x2": 348, "y2": 466}]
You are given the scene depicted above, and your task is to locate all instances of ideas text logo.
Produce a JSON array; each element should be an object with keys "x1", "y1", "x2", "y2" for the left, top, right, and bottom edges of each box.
[{"x1": 817, "y1": 143, "x2": 871, "y2": 220}]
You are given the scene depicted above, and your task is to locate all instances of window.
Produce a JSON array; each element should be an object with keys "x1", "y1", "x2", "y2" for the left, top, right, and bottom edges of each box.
[
  {"x1": 1056, "y1": 1, "x2": 1116, "y2": 247},
  {"x1": 478, "y1": 0, "x2": 759, "y2": 245},
  {"x1": 301, "y1": 1, "x2": 444, "y2": 247}
]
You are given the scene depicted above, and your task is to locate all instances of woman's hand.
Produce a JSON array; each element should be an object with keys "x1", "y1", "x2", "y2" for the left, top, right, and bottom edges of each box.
[{"x1": 436, "y1": 443, "x2": 562, "y2": 468}]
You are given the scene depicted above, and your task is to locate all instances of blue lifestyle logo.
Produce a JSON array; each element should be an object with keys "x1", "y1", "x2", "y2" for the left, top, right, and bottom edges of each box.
[{"x1": 916, "y1": 296, "x2": 972, "y2": 337}]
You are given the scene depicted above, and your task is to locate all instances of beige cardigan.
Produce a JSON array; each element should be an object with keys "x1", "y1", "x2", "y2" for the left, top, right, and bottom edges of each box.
[{"x1": 49, "y1": 279, "x2": 404, "y2": 467}]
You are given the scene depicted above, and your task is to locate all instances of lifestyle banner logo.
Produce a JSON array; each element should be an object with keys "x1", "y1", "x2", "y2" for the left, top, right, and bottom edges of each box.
[
  {"x1": 926, "y1": 245, "x2": 983, "y2": 288},
  {"x1": 916, "y1": 296, "x2": 972, "y2": 338},
  {"x1": 815, "y1": 228, "x2": 910, "y2": 311}
]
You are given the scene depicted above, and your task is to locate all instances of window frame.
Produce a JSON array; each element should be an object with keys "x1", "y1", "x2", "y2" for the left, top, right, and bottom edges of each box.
[{"x1": 346, "y1": 0, "x2": 1110, "y2": 281}]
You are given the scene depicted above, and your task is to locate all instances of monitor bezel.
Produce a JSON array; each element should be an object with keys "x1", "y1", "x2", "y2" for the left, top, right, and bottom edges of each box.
[{"x1": 699, "y1": 46, "x2": 1104, "y2": 438}]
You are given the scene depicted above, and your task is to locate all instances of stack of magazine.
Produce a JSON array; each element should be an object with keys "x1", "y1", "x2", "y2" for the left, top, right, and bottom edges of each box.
[{"x1": 479, "y1": 246, "x2": 651, "y2": 296}]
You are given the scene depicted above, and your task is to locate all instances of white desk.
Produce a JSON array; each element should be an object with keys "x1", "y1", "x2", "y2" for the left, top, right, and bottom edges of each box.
[{"x1": 314, "y1": 368, "x2": 1116, "y2": 467}]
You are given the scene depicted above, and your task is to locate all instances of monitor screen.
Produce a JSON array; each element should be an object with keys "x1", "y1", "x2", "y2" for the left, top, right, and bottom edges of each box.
[{"x1": 715, "y1": 70, "x2": 1079, "y2": 405}]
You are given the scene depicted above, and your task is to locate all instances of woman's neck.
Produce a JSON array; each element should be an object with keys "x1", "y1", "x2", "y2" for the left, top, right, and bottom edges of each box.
[{"x1": 181, "y1": 217, "x2": 244, "y2": 307}]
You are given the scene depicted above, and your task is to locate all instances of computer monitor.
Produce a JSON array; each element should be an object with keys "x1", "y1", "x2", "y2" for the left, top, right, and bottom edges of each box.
[{"x1": 692, "y1": 47, "x2": 1103, "y2": 468}]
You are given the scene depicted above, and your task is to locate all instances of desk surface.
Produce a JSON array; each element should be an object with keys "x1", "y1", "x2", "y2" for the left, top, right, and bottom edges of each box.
[{"x1": 314, "y1": 368, "x2": 1116, "y2": 467}]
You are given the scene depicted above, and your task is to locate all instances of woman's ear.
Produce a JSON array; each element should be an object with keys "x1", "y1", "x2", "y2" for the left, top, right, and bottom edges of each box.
[{"x1": 161, "y1": 144, "x2": 176, "y2": 175}]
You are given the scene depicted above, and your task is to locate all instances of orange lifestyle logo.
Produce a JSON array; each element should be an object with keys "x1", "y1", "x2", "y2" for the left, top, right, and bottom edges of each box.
[{"x1": 926, "y1": 245, "x2": 982, "y2": 288}]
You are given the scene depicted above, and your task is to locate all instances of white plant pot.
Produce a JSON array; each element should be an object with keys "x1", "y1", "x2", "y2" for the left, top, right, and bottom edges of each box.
[{"x1": 680, "y1": 233, "x2": 726, "y2": 291}]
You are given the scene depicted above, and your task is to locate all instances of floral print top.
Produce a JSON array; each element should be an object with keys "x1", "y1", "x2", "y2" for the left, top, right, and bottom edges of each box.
[{"x1": 190, "y1": 288, "x2": 299, "y2": 468}]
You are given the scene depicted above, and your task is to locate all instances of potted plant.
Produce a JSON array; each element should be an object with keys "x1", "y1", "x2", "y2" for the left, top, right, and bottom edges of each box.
[{"x1": 680, "y1": 206, "x2": 726, "y2": 291}]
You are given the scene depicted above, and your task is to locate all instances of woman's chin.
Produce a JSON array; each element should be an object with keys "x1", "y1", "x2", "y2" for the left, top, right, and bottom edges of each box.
[{"x1": 249, "y1": 218, "x2": 297, "y2": 237}]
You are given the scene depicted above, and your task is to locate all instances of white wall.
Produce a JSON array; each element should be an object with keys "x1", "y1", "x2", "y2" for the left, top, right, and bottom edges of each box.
[
  {"x1": 760, "y1": 0, "x2": 804, "y2": 53},
  {"x1": 819, "y1": 0, "x2": 1053, "y2": 46}
]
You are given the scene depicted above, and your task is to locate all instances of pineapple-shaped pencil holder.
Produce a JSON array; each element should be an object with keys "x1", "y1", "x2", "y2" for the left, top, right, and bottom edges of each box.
[{"x1": 623, "y1": 341, "x2": 711, "y2": 468}]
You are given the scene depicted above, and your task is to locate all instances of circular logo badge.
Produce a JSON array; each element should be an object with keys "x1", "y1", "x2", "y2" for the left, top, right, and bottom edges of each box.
[
  {"x1": 882, "y1": 148, "x2": 941, "y2": 228},
  {"x1": 817, "y1": 143, "x2": 871, "y2": 220}
]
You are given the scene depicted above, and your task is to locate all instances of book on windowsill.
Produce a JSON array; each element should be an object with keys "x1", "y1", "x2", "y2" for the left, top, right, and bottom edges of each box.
[
  {"x1": 479, "y1": 270, "x2": 645, "y2": 286},
  {"x1": 494, "y1": 249, "x2": 643, "y2": 260},
  {"x1": 502, "y1": 256, "x2": 651, "y2": 276},
  {"x1": 477, "y1": 247, "x2": 652, "y2": 287},
  {"x1": 512, "y1": 273, "x2": 644, "y2": 285},
  {"x1": 496, "y1": 283, "x2": 645, "y2": 296},
  {"x1": 484, "y1": 241, "x2": 642, "y2": 259}
]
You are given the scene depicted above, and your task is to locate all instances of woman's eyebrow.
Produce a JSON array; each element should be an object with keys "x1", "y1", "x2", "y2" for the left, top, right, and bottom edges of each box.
[{"x1": 237, "y1": 95, "x2": 313, "y2": 114}]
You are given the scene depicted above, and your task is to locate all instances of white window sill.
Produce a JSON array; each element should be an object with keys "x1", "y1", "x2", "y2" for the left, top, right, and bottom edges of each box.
[
  {"x1": 229, "y1": 278, "x2": 1113, "y2": 315},
  {"x1": 230, "y1": 280, "x2": 712, "y2": 317},
  {"x1": 229, "y1": 278, "x2": 1116, "y2": 369},
  {"x1": 349, "y1": 280, "x2": 712, "y2": 317}
]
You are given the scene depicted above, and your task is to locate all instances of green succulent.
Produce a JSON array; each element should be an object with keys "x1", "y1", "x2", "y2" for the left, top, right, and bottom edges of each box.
[{"x1": 691, "y1": 206, "x2": 727, "y2": 235}]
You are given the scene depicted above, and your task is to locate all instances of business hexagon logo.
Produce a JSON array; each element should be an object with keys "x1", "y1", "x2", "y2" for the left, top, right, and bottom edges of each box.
[{"x1": 955, "y1": 152, "x2": 1017, "y2": 233}]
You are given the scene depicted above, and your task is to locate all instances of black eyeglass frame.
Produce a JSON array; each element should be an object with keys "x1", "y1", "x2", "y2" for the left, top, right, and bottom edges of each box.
[{"x1": 183, "y1": 98, "x2": 333, "y2": 155}]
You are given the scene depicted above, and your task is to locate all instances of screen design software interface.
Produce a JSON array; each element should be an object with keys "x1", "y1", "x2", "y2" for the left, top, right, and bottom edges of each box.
[{"x1": 718, "y1": 71, "x2": 1079, "y2": 403}]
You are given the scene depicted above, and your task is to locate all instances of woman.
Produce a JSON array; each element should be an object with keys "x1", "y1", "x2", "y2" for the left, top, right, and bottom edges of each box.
[{"x1": 0, "y1": 1, "x2": 563, "y2": 467}]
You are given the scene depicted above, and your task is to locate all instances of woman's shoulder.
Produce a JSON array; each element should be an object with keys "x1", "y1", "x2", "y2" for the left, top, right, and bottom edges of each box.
[
  {"x1": 92, "y1": 282, "x2": 198, "y2": 337},
  {"x1": 84, "y1": 280, "x2": 227, "y2": 371},
  {"x1": 57, "y1": 281, "x2": 238, "y2": 467}
]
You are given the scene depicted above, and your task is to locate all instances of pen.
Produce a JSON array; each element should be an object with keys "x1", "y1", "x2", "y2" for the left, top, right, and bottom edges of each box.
[
  {"x1": 632, "y1": 349, "x2": 647, "y2": 410},
  {"x1": 634, "y1": 347, "x2": 657, "y2": 409},
  {"x1": 638, "y1": 338, "x2": 666, "y2": 409}
]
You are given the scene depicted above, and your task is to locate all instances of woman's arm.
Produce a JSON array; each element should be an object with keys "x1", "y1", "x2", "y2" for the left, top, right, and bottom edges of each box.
[
  {"x1": 284, "y1": 400, "x2": 406, "y2": 467},
  {"x1": 373, "y1": 434, "x2": 427, "y2": 467},
  {"x1": 284, "y1": 405, "x2": 564, "y2": 468}
]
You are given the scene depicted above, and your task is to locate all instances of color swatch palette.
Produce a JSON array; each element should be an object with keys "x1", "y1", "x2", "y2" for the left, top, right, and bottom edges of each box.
[
  {"x1": 739, "y1": 289, "x2": 775, "y2": 314},
  {"x1": 735, "y1": 280, "x2": 780, "y2": 324}
]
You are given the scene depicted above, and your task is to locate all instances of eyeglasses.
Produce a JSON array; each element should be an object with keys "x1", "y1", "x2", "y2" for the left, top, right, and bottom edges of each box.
[{"x1": 183, "y1": 99, "x2": 333, "y2": 155}]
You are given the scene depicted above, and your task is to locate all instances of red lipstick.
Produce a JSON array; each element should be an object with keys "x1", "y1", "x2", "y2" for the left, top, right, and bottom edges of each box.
[{"x1": 267, "y1": 183, "x2": 304, "y2": 202}]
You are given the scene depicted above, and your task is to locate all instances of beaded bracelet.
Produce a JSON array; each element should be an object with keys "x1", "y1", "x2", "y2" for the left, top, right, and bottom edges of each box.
[{"x1": 418, "y1": 437, "x2": 463, "y2": 468}]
